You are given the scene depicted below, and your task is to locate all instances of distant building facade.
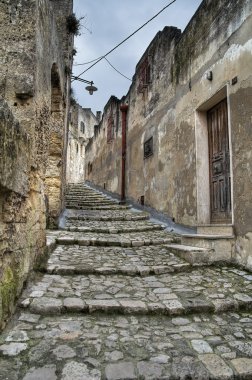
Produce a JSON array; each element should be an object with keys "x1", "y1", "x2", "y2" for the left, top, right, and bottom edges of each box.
[
  {"x1": 66, "y1": 103, "x2": 100, "y2": 183},
  {"x1": 86, "y1": 0, "x2": 252, "y2": 270}
]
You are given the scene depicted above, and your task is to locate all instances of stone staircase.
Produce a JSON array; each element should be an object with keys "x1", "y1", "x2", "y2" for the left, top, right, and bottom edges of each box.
[
  {"x1": 65, "y1": 184, "x2": 130, "y2": 210},
  {"x1": 0, "y1": 183, "x2": 251, "y2": 379}
]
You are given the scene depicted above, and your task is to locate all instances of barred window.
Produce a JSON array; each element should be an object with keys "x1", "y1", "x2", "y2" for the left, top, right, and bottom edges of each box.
[
  {"x1": 138, "y1": 57, "x2": 151, "y2": 93},
  {"x1": 144, "y1": 137, "x2": 153, "y2": 159},
  {"x1": 80, "y1": 121, "x2": 85, "y2": 133}
]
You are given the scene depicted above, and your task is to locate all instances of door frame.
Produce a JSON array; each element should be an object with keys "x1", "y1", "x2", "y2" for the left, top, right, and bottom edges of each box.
[{"x1": 195, "y1": 85, "x2": 234, "y2": 225}]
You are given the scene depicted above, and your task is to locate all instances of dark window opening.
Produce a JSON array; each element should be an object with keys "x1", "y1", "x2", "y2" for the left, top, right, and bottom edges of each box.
[
  {"x1": 107, "y1": 114, "x2": 114, "y2": 143},
  {"x1": 80, "y1": 121, "x2": 85, "y2": 133},
  {"x1": 88, "y1": 162, "x2": 92, "y2": 175},
  {"x1": 144, "y1": 137, "x2": 153, "y2": 159},
  {"x1": 138, "y1": 57, "x2": 151, "y2": 93}
]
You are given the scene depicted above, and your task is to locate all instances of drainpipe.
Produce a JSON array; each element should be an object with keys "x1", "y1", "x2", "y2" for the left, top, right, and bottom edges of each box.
[{"x1": 120, "y1": 103, "x2": 128, "y2": 203}]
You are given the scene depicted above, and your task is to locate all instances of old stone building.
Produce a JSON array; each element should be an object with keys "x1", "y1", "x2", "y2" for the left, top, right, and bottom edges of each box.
[
  {"x1": 66, "y1": 102, "x2": 100, "y2": 184},
  {"x1": 86, "y1": 0, "x2": 252, "y2": 270},
  {"x1": 0, "y1": 0, "x2": 73, "y2": 329}
]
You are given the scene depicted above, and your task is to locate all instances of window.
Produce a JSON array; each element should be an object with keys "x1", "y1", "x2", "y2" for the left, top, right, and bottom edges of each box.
[
  {"x1": 80, "y1": 121, "x2": 85, "y2": 133},
  {"x1": 107, "y1": 114, "x2": 114, "y2": 143},
  {"x1": 138, "y1": 57, "x2": 151, "y2": 93},
  {"x1": 88, "y1": 162, "x2": 92, "y2": 174},
  {"x1": 144, "y1": 137, "x2": 153, "y2": 158}
]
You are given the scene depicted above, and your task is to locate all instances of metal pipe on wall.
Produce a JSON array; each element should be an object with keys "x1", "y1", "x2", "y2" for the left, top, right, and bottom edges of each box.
[{"x1": 120, "y1": 103, "x2": 128, "y2": 203}]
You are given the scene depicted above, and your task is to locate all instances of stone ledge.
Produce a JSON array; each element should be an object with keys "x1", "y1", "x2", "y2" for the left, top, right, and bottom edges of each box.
[
  {"x1": 56, "y1": 236, "x2": 176, "y2": 247},
  {"x1": 22, "y1": 295, "x2": 252, "y2": 318}
]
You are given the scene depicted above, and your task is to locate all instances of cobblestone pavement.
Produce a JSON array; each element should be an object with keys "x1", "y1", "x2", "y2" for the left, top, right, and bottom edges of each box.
[
  {"x1": 0, "y1": 184, "x2": 252, "y2": 379},
  {"x1": 46, "y1": 245, "x2": 191, "y2": 275}
]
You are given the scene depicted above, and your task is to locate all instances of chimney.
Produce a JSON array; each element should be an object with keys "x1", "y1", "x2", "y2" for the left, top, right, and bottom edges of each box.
[{"x1": 96, "y1": 111, "x2": 102, "y2": 123}]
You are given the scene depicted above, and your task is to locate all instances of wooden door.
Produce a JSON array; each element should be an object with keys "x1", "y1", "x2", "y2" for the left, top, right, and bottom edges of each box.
[{"x1": 208, "y1": 99, "x2": 231, "y2": 223}]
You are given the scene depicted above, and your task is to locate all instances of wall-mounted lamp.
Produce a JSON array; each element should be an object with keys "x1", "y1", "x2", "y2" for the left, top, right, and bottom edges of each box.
[
  {"x1": 71, "y1": 75, "x2": 98, "y2": 95},
  {"x1": 206, "y1": 71, "x2": 213, "y2": 81}
]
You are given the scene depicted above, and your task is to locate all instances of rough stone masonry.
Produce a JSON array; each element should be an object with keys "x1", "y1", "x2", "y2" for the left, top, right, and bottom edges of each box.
[{"x1": 0, "y1": 0, "x2": 73, "y2": 330}]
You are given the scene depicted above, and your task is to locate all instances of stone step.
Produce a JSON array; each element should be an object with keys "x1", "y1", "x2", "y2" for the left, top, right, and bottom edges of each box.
[
  {"x1": 1, "y1": 311, "x2": 252, "y2": 380},
  {"x1": 56, "y1": 235, "x2": 176, "y2": 247},
  {"x1": 65, "y1": 192, "x2": 110, "y2": 196},
  {"x1": 65, "y1": 192, "x2": 105, "y2": 197},
  {"x1": 66, "y1": 201, "x2": 118, "y2": 206},
  {"x1": 66, "y1": 198, "x2": 111, "y2": 203},
  {"x1": 62, "y1": 221, "x2": 164, "y2": 234},
  {"x1": 66, "y1": 192, "x2": 103, "y2": 196},
  {"x1": 65, "y1": 196, "x2": 112, "y2": 201},
  {"x1": 197, "y1": 225, "x2": 234, "y2": 236},
  {"x1": 65, "y1": 192, "x2": 112, "y2": 197},
  {"x1": 65, "y1": 197, "x2": 117, "y2": 203},
  {"x1": 45, "y1": 245, "x2": 191, "y2": 276},
  {"x1": 66, "y1": 213, "x2": 150, "y2": 221},
  {"x1": 66, "y1": 188, "x2": 99, "y2": 193},
  {"x1": 180, "y1": 234, "x2": 234, "y2": 263},
  {"x1": 66, "y1": 205, "x2": 131, "y2": 210},
  {"x1": 166, "y1": 244, "x2": 215, "y2": 265},
  {"x1": 48, "y1": 230, "x2": 178, "y2": 247},
  {"x1": 20, "y1": 267, "x2": 252, "y2": 317}
]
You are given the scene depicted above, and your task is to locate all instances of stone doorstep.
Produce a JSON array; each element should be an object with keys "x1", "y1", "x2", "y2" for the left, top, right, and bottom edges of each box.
[
  {"x1": 165, "y1": 244, "x2": 214, "y2": 265},
  {"x1": 24, "y1": 295, "x2": 252, "y2": 317},
  {"x1": 179, "y1": 235, "x2": 234, "y2": 263},
  {"x1": 197, "y1": 224, "x2": 234, "y2": 236},
  {"x1": 182, "y1": 234, "x2": 234, "y2": 240},
  {"x1": 56, "y1": 237, "x2": 175, "y2": 247}
]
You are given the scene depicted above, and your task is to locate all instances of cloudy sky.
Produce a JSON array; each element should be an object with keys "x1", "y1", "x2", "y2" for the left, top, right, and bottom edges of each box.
[{"x1": 72, "y1": 0, "x2": 202, "y2": 113}]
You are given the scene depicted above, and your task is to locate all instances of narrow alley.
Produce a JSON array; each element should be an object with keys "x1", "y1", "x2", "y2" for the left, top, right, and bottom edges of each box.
[
  {"x1": 1, "y1": 0, "x2": 252, "y2": 379},
  {"x1": 0, "y1": 184, "x2": 251, "y2": 379}
]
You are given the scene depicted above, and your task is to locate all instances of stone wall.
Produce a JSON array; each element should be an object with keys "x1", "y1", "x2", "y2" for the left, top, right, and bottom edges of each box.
[
  {"x1": 0, "y1": 0, "x2": 73, "y2": 329},
  {"x1": 66, "y1": 103, "x2": 99, "y2": 184},
  {"x1": 86, "y1": 96, "x2": 123, "y2": 192},
  {"x1": 86, "y1": 0, "x2": 252, "y2": 269}
]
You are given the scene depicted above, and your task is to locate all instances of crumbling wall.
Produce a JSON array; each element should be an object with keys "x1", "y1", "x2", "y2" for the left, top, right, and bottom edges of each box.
[
  {"x1": 0, "y1": 0, "x2": 73, "y2": 329},
  {"x1": 0, "y1": 99, "x2": 46, "y2": 329}
]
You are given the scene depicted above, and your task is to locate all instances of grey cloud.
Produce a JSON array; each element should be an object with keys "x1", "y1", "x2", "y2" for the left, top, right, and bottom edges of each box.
[{"x1": 72, "y1": 0, "x2": 202, "y2": 112}]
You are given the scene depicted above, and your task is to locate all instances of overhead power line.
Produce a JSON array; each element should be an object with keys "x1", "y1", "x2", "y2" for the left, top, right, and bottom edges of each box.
[
  {"x1": 73, "y1": 56, "x2": 103, "y2": 66},
  {"x1": 73, "y1": 0, "x2": 177, "y2": 80},
  {"x1": 104, "y1": 58, "x2": 132, "y2": 82}
]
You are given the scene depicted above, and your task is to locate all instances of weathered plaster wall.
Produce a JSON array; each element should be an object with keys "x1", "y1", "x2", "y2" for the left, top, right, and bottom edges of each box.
[
  {"x1": 66, "y1": 103, "x2": 99, "y2": 184},
  {"x1": 0, "y1": 0, "x2": 73, "y2": 329},
  {"x1": 86, "y1": 0, "x2": 252, "y2": 269},
  {"x1": 174, "y1": 0, "x2": 252, "y2": 268},
  {"x1": 85, "y1": 96, "x2": 122, "y2": 193}
]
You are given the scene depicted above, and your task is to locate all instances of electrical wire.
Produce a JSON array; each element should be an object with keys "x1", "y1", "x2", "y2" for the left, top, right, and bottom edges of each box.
[
  {"x1": 104, "y1": 57, "x2": 132, "y2": 82},
  {"x1": 73, "y1": 56, "x2": 104, "y2": 66},
  {"x1": 73, "y1": 0, "x2": 177, "y2": 80}
]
